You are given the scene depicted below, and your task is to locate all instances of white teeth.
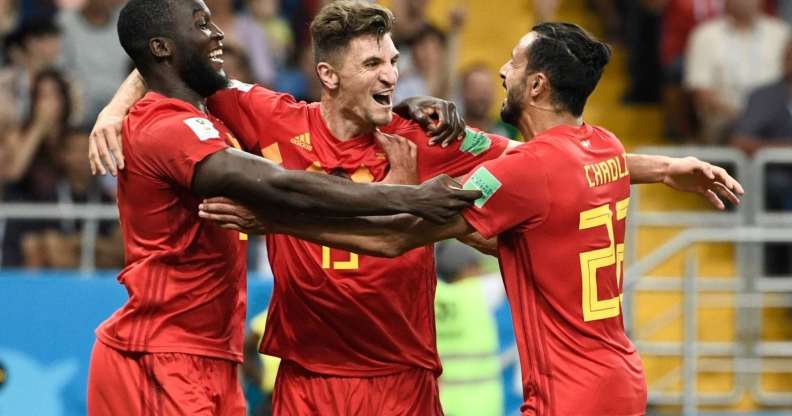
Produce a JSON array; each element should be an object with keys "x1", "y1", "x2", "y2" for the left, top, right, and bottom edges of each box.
[{"x1": 209, "y1": 50, "x2": 223, "y2": 58}]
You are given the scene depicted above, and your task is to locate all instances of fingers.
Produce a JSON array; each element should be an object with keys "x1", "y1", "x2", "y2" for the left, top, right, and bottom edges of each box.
[
  {"x1": 199, "y1": 201, "x2": 246, "y2": 217},
  {"x1": 429, "y1": 105, "x2": 452, "y2": 146},
  {"x1": 410, "y1": 108, "x2": 432, "y2": 131},
  {"x1": 712, "y1": 166, "x2": 745, "y2": 195},
  {"x1": 703, "y1": 189, "x2": 725, "y2": 210},
  {"x1": 453, "y1": 188, "x2": 482, "y2": 202},
  {"x1": 203, "y1": 196, "x2": 236, "y2": 205},
  {"x1": 439, "y1": 109, "x2": 461, "y2": 147},
  {"x1": 711, "y1": 181, "x2": 740, "y2": 206},
  {"x1": 107, "y1": 125, "x2": 125, "y2": 170},
  {"x1": 94, "y1": 130, "x2": 118, "y2": 176},
  {"x1": 88, "y1": 134, "x2": 102, "y2": 175},
  {"x1": 198, "y1": 210, "x2": 243, "y2": 224}
]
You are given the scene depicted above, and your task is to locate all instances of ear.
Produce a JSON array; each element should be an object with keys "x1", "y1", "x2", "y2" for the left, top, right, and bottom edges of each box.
[
  {"x1": 316, "y1": 62, "x2": 339, "y2": 90},
  {"x1": 528, "y1": 72, "x2": 548, "y2": 99},
  {"x1": 149, "y1": 37, "x2": 174, "y2": 59}
]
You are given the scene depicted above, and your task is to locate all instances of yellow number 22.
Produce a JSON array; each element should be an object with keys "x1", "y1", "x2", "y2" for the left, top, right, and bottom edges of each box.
[{"x1": 578, "y1": 197, "x2": 629, "y2": 322}]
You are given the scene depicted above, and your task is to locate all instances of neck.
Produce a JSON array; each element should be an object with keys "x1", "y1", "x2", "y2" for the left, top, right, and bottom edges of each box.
[
  {"x1": 319, "y1": 93, "x2": 375, "y2": 141},
  {"x1": 144, "y1": 68, "x2": 208, "y2": 113},
  {"x1": 517, "y1": 102, "x2": 582, "y2": 139}
]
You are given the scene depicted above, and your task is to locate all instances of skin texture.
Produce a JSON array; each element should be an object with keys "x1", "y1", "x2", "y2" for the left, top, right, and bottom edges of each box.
[
  {"x1": 114, "y1": 0, "x2": 481, "y2": 223},
  {"x1": 199, "y1": 28, "x2": 746, "y2": 255}
]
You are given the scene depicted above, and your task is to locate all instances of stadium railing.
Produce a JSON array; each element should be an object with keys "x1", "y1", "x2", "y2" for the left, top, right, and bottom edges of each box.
[
  {"x1": 626, "y1": 146, "x2": 792, "y2": 414},
  {"x1": 2, "y1": 146, "x2": 792, "y2": 413}
]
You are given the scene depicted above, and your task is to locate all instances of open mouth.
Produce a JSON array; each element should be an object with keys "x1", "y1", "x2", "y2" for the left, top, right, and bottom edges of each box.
[
  {"x1": 372, "y1": 90, "x2": 392, "y2": 107},
  {"x1": 209, "y1": 48, "x2": 224, "y2": 66}
]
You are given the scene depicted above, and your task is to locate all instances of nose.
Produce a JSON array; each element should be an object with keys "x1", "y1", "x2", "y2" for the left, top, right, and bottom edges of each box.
[
  {"x1": 379, "y1": 62, "x2": 398, "y2": 87},
  {"x1": 499, "y1": 62, "x2": 508, "y2": 81},
  {"x1": 211, "y1": 22, "x2": 224, "y2": 41}
]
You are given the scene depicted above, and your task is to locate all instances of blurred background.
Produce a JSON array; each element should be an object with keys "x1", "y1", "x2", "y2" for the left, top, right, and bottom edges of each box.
[{"x1": 1, "y1": 0, "x2": 792, "y2": 415}]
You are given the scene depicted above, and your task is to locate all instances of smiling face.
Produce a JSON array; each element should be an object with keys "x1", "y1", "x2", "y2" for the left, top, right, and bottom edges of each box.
[
  {"x1": 499, "y1": 33, "x2": 535, "y2": 126},
  {"x1": 173, "y1": 0, "x2": 228, "y2": 97},
  {"x1": 331, "y1": 33, "x2": 399, "y2": 128}
]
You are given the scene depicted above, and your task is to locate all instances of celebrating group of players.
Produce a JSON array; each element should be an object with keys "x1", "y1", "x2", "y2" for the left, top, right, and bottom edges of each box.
[{"x1": 84, "y1": 0, "x2": 744, "y2": 415}]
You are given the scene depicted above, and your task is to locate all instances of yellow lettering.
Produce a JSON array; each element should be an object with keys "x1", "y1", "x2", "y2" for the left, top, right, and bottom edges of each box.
[
  {"x1": 584, "y1": 165, "x2": 596, "y2": 188},
  {"x1": 598, "y1": 161, "x2": 612, "y2": 184},
  {"x1": 620, "y1": 153, "x2": 629, "y2": 178},
  {"x1": 591, "y1": 163, "x2": 603, "y2": 186},
  {"x1": 607, "y1": 158, "x2": 619, "y2": 182}
]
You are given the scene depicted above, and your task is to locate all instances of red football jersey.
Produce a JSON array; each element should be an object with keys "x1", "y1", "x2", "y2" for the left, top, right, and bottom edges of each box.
[
  {"x1": 208, "y1": 82, "x2": 509, "y2": 376},
  {"x1": 461, "y1": 124, "x2": 647, "y2": 416},
  {"x1": 96, "y1": 92, "x2": 248, "y2": 363}
]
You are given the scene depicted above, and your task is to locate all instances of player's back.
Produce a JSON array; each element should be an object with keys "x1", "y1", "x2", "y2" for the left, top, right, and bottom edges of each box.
[
  {"x1": 95, "y1": 92, "x2": 247, "y2": 363},
  {"x1": 497, "y1": 124, "x2": 646, "y2": 415}
]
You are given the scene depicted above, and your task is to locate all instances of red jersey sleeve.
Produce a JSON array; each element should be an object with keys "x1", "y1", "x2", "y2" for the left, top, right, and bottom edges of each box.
[
  {"x1": 207, "y1": 80, "x2": 301, "y2": 153},
  {"x1": 136, "y1": 116, "x2": 230, "y2": 190},
  {"x1": 461, "y1": 146, "x2": 551, "y2": 239},
  {"x1": 414, "y1": 126, "x2": 511, "y2": 180}
]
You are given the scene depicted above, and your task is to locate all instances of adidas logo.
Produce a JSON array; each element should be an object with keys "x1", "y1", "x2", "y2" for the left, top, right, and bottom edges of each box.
[{"x1": 290, "y1": 133, "x2": 312, "y2": 151}]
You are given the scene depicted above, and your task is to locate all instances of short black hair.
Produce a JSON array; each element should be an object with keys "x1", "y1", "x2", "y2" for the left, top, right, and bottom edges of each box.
[
  {"x1": 527, "y1": 22, "x2": 611, "y2": 117},
  {"x1": 117, "y1": 0, "x2": 180, "y2": 71}
]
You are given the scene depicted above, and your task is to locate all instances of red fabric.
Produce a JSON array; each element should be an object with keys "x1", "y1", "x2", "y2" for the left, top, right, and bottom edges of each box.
[
  {"x1": 96, "y1": 92, "x2": 248, "y2": 363},
  {"x1": 208, "y1": 84, "x2": 509, "y2": 377},
  {"x1": 462, "y1": 124, "x2": 647, "y2": 416},
  {"x1": 272, "y1": 360, "x2": 443, "y2": 416},
  {"x1": 87, "y1": 340, "x2": 246, "y2": 416}
]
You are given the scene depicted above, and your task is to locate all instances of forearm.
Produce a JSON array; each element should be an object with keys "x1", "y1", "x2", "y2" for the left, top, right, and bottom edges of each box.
[
  {"x1": 195, "y1": 148, "x2": 414, "y2": 217},
  {"x1": 626, "y1": 153, "x2": 672, "y2": 184},
  {"x1": 268, "y1": 211, "x2": 473, "y2": 257},
  {"x1": 457, "y1": 232, "x2": 498, "y2": 256},
  {"x1": 102, "y1": 70, "x2": 147, "y2": 117}
]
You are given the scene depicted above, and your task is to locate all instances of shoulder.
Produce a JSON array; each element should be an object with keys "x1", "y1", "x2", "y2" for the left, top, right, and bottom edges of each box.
[
  {"x1": 128, "y1": 97, "x2": 219, "y2": 143},
  {"x1": 380, "y1": 113, "x2": 428, "y2": 141}
]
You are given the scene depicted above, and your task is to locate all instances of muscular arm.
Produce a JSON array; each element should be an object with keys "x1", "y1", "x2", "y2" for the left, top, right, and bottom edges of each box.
[
  {"x1": 192, "y1": 148, "x2": 478, "y2": 221},
  {"x1": 272, "y1": 212, "x2": 475, "y2": 258},
  {"x1": 626, "y1": 153, "x2": 744, "y2": 209}
]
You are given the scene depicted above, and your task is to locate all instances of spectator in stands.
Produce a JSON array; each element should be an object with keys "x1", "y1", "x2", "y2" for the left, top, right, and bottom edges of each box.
[
  {"x1": 660, "y1": 0, "x2": 723, "y2": 139},
  {"x1": 685, "y1": 0, "x2": 790, "y2": 143},
  {"x1": 58, "y1": 0, "x2": 127, "y2": 126},
  {"x1": 0, "y1": 0, "x2": 18, "y2": 57},
  {"x1": 0, "y1": 17, "x2": 61, "y2": 127},
  {"x1": 730, "y1": 37, "x2": 792, "y2": 275},
  {"x1": 246, "y1": 0, "x2": 294, "y2": 68},
  {"x1": 205, "y1": 0, "x2": 277, "y2": 86},
  {"x1": 4, "y1": 68, "x2": 72, "y2": 185},
  {"x1": 222, "y1": 43, "x2": 255, "y2": 85},
  {"x1": 459, "y1": 64, "x2": 519, "y2": 139},
  {"x1": 20, "y1": 130, "x2": 121, "y2": 268},
  {"x1": 395, "y1": 24, "x2": 447, "y2": 102},
  {"x1": 1, "y1": 68, "x2": 73, "y2": 267},
  {"x1": 391, "y1": 0, "x2": 430, "y2": 45},
  {"x1": 435, "y1": 240, "x2": 504, "y2": 416},
  {"x1": 732, "y1": 39, "x2": 792, "y2": 157}
]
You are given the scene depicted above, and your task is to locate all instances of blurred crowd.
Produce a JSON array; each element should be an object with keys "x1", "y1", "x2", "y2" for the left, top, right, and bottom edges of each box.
[{"x1": 2, "y1": 0, "x2": 792, "y2": 271}]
